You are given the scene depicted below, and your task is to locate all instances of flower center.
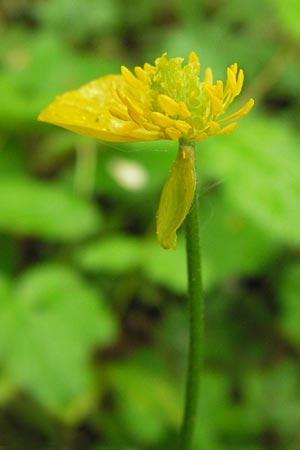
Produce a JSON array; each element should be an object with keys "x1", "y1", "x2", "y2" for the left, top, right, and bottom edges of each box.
[{"x1": 146, "y1": 54, "x2": 211, "y2": 134}]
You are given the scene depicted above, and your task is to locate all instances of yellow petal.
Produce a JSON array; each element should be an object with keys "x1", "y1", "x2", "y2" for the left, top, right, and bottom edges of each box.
[
  {"x1": 38, "y1": 75, "x2": 161, "y2": 142},
  {"x1": 157, "y1": 145, "x2": 196, "y2": 249}
]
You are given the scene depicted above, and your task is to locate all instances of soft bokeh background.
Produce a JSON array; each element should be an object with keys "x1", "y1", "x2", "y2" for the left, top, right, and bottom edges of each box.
[{"x1": 0, "y1": 1, "x2": 300, "y2": 449}]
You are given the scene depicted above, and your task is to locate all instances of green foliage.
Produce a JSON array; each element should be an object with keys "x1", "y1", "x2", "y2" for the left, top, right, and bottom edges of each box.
[
  {"x1": 109, "y1": 355, "x2": 181, "y2": 445},
  {"x1": 1, "y1": 0, "x2": 300, "y2": 448},
  {"x1": 0, "y1": 30, "x2": 118, "y2": 130},
  {"x1": 0, "y1": 178, "x2": 101, "y2": 240},
  {"x1": 76, "y1": 235, "x2": 188, "y2": 293},
  {"x1": 0, "y1": 265, "x2": 117, "y2": 422},
  {"x1": 277, "y1": 262, "x2": 300, "y2": 345},
  {"x1": 202, "y1": 117, "x2": 300, "y2": 246},
  {"x1": 34, "y1": 0, "x2": 120, "y2": 39},
  {"x1": 273, "y1": 0, "x2": 300, "y2": 41}
]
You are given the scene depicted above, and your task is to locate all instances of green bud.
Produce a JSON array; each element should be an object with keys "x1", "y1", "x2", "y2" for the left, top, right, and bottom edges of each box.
[{"x1": 156, "y1": 144, "x2": 196, "y2": 249}]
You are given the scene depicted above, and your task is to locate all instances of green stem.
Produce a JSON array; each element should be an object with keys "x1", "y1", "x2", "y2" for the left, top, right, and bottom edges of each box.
[{"x1": 178, "y1": 171, "x2": 204, "y2": 450}]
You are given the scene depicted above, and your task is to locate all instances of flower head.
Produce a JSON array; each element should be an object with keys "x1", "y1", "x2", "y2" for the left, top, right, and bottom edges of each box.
[
  {"x1": 38, "y1": 52, "x2": 254, "y2": 143},
  {"x1": 38, "y1": 52, "x2": 254, "y2": 250}
]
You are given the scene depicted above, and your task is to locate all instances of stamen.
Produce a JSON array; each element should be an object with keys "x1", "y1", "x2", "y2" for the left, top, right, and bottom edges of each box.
[
  {"x1": 218, "y1": 98, "x2": 254, "y2": 124},
  {"x1": 178, "y1": 101, "x2": 191, "y2": 118},
  {"x1": 188, "y1": 51, "x2": 201, "y2": 75},
  {"x1": 109, "y1": 106, "x2": 130, "y2": 121},
  {"x1": 127, "y1": 107, "x2": 145, "y2": 126},
  {"x1": 134, "y1": 66, "x2": 148, "y2": 83},
  {"x1": 158, "y1": 95, "x2": 180, "y2": 116},
  {"x1": 236, "y1": 69, "x2": 244, "y2": 96},
  {"x1": 165, "y1": 127, "x2": 182, "y2": 140},
  {"x1": 218, "y1": 122, "x2": 238, "y2": 134},
  {"x1": 121, "y1": 66, "x2": 142, "y2": 89},
  {"x1": 174, "y1": 120, "x2": 192, "y2": 134},
  {"x1": 204, "y1": 67, "x2": 213, "y2": 84},
  {"x1": 207, "y1": 121, "x2": 220, "y2": 133},
  {"x1": 150, "y1": 111, "x2": 174, "y2": 128},
  {"x1": 226, "y1": 67, "x2": 237, "y2": 94}
]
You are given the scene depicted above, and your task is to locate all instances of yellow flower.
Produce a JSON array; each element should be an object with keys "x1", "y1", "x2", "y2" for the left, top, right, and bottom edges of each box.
[
  {"x1": 38, "y1": 52, "x2": 254, "y2": 249},
  {"x1": 38, "y1": 52, "x2": 253, "y2": 143}
]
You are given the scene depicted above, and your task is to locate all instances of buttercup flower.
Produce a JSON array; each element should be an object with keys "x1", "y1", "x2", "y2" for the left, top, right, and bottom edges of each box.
[{"x1": 38, "y1": 52, "x2": 254, "y2": 249}]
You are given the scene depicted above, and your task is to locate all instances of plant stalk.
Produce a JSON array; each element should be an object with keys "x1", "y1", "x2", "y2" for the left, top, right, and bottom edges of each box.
[{"x1": 178, "y1": 158, "x2": 204, "y2": 450}]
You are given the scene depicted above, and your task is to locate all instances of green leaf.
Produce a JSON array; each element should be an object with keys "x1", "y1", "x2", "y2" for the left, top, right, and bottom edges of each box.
[
  {"x1": 77, "y1": 187, "x2": 279, "y2": 292},
  {"x1": 273, "y1": 0, "x2": 300, "y2": 41},
  {"x1": 0, "y1": 30, "x2": 118, "y2": 130},
  {"x1": 77, "y1": 235, "x2": 143, "y2": 274},
  {"x1": 245, "y1": 363, "x2": 300, "y2": 434},
  {"x1": 202, "y1": 117, "x2": 300, "y2": 246},
  {"x1": 0, "y1": 139, "x2": 27, "y2": 176},
  {"x1": 0, "y1": 273, "x2": 14, "y2": 358},
  {"x1": 0, "y1": 275, "x2": 18, "y2": 403},
  {"x1": 0, "y1": 265, "x2": 117, "y2": 421},
  {"x1": 109, "y1": 356, "x2": 181, "y2": 445},
  {"x1": 33, "y1": 0, "x2": 120, "y2": 38},
  {"x1": 0, "y1": 178, "x2": 101, "y2": 240},
  {"x1": 200, "y1": 192, "x2": 279, "y2": 287},
  {"x1": 277, "y1": 262, "x2": 300, "y2": 345},
  {"x1": 142, "y1": 239, "x2": 187, "y2": 293},
  {"x1": 76, "y1": 234, "x2": 188, "y2": 293}
]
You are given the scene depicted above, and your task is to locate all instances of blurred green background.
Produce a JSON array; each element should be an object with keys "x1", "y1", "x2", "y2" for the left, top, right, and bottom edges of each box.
[{"x1": 0, "y1": 0, "x2": 300, "y2": 449}]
